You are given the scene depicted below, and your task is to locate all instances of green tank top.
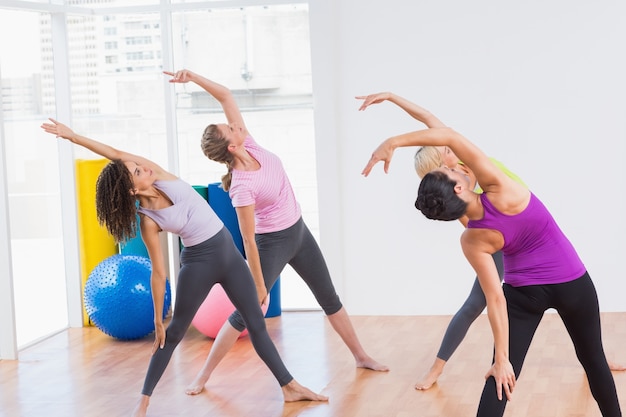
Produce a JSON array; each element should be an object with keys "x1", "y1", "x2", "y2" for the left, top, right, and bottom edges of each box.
[{"x1": 468, "y1": 157, "x2": 527, "y2": 193}]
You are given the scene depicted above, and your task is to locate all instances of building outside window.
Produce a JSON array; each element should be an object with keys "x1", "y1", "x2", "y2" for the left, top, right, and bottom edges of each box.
[{"x1": 0, "y1": 0, "x2": 318, "y2": 354}]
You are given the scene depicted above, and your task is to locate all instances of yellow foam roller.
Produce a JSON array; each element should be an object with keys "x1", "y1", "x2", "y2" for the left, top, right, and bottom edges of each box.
[{"x1": 76, "y1": 159, "x2": 118, "y2": 326}]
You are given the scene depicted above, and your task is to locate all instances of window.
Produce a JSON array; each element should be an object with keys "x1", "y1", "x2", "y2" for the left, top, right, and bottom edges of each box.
[
  {"x1": 0, "y1": 1, "x2": 320, "y2": 358},
  {"x1": 171, "y1": 4, "x2": 319, "y2": 309},
  {"x1": 0, "y1": 9, "x2": 68, "y2": 348}
]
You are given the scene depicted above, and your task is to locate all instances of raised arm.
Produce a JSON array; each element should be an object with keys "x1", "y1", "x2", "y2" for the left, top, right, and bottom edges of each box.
[
  {"x1": 356, "y1": 92, "x2": 446, "y2": 128},
  {"x1": 164, "y1": 70, "x2": 247, "y2": 133},
  {"x1": 364, "y1": 127, "x2": 513, "y2": 192},
  {"x1": 41, "y1": 118, "x2": 170, "y2": 178},
  {"x1": 363, "y1": 127, "x2": 487, "y2": 174}
]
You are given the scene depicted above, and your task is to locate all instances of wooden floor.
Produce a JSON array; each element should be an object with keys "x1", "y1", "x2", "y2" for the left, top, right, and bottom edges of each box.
[{"x1": 0, "y1": 311, "x2": 624, "y2": 417}]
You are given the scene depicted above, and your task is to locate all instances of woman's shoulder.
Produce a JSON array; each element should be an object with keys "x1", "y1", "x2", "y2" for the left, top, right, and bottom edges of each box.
[{"x1": 488, "y1": 157, "x2": 527, "y2": 188}]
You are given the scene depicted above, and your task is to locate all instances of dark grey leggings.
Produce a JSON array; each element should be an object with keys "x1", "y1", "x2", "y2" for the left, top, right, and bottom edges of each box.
[
  {"x1": 437, "y1": 251, "x2": 504, "y2": 361},
  {"x1": 228, "y1": 217, "x2": 343, "y2": 331},
  {"x1": 141, "y1": 227, "x2": 293, "y2": 396},
  {"x1": 477, "y1": 272, "x2": 621, "y2": 417}
]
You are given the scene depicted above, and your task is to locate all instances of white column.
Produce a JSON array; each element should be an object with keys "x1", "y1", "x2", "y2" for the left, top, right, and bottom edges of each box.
[
  {"x1": 0, "y1": 68, "x2": 18, "y2": 358},
  {"x1": 161, "y1": 1, "x2": 181, "y2": 302},
  {"x1": 51, "y1": 8, "x2": 84, "y2": 328}
]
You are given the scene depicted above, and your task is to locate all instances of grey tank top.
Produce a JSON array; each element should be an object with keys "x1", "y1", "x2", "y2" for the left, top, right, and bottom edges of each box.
[{"x1": 137, "y1": 179, "x2": 223, "y2": 247}]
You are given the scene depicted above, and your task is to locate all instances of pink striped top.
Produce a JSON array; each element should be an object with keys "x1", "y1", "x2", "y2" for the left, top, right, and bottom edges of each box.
[{"x1": 229, "y1": 136, "x2": 301, "y2": 233}]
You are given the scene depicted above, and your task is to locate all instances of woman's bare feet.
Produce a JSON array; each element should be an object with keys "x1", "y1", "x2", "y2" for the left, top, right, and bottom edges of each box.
[
  {"x1": 281, "y1": 380, "x2": 328, "y2": 402},
  {"x1": 130, "y1": 395, "x2": 150, "y2": 417},
  {"x1": 415, "y1": 358, "x2": 446, "y2": 390},
  {"x1": 185, "y1": 322, "x2": 242, "y2": 396},
  {"x1": 356, "y1": 356, "x2": 390, "y2": 372},
  {"x1": 185, "y1": 373, "x2": 209, "y2": 395},
  {"x1": 327, "y1": 307, "x2": 389, "y2": 372}
]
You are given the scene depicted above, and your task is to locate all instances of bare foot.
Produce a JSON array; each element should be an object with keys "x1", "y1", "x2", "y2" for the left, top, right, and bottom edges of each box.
[
  {"x1": 281, "y1": 380, "x2": 329, "y2": 402},
  {"x1": 415, "y1": 358, "x2": 446, "y2": 391},
  {"x1": 130, "y1": 395, "x2": 149, "y2": 417},
  {"x1": 608, "y1": 360, "x2": 626, "y2": 372},
  {"x1": 356, "y1": 356, "x2": 390, "y2": 372},
  {"x1": 185, "y1": 375, "x2": 208, "y2": 395}
]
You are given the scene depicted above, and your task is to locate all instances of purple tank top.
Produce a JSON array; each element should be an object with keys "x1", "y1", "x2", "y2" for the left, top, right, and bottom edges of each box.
[
  {"x1": 467, "y1": 193, "x2": 585, "y2": 287},
  {"x1": 137, "y1": 179, "x2": 223, "y2": 247}
]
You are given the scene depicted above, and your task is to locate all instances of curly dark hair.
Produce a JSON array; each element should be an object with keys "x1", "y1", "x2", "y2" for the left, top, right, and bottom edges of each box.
[
  {"x1": 200, "y1": 124, "x2": 235, "y2": 191},
  {"x1": 95, "y1": 159, "x2": 138, "y2": 243},
  {"x1": 415, "y1": 170, "x2": 467, "y2": 221}
]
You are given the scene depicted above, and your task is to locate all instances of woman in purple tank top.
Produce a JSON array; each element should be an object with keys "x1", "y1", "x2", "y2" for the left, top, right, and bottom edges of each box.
[
  {"x1": 356, "y1": 92, "x2": 624, "y2": 393},
  {"x1": 41, "y1": 119, "x2": 327, "y2": 417},
  {"x1": 362, "y1": 127, "x2": 621, "y2": 417}
]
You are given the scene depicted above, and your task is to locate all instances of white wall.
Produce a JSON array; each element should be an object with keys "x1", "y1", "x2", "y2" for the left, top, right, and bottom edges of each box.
[{"x1": 310, "y1": 0, "x2": 626, "y2": 315}]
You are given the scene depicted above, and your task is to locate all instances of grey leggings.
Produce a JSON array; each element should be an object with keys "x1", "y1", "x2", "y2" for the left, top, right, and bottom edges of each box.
[
  {"x1": 228, "y1": 217, "x2": 343, "y2": 331},
  {"x1": 141, "y1": 227, "x2": 293, "y2": 396},
  {"x1": 437, "y1": 251, "x2": 504, "y2": 361}
]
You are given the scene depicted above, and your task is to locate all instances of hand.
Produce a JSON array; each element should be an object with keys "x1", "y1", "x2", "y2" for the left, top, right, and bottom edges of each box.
[
  {"x1": 485, "y1": 359, "x2": 516, "y2": 401},
  {"x1": 257, "y1": 286, "x2": 269, "y2": 306},
  {"x1": 163, "y1": 69, "x2": 195, "y2": 83},
  {"x1": 355, "y1": 92, "x2": 391, "y2": 111},
  {"x1": 152, "y1": 321, "x2": 166, "y2": 354},
  {"x1": 40, "y1": 118, "x2": 75, "y2": 140},
  {"x1": 361, "y1": 139, "x2": 395, "y2": 177}
]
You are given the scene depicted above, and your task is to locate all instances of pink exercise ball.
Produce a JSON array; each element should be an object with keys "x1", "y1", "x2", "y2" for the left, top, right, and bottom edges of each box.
[{"x1": 191, "y1": 283, "x2": 269, "y2": 339}]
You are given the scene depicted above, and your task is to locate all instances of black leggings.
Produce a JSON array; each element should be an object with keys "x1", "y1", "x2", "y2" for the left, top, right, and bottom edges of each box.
[
  {"x1": 141, "y1": 228, "x2": 293, "y2": 396},
  {"x1": 228, "y1": 217, "x2": 342, "y2": 331},
  {"x1": 477, "y1": 272, "x2": 621, "y2": 417}
]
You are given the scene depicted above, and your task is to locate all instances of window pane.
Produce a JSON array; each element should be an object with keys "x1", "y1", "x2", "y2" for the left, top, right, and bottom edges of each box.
[
  {"x1": 65, "y1": 12, "x2": 167, "y2": 165},
  {"x1": 68, "y1": 0, "x2": 160, "y2": 8},
  {"x1": 170, "y1": 0, "x2": 231, "y2": 3},
  {"x1": 63, "y1": 10, "x2": 169, "y2": 305},
  {"x1": 171, "y1": 4, "x2": 319, "y2": 309},
  {"x1": 0, "y1": 10, "x2": 69, "y2": 347},
  {"x1": 4, "y1": 0, "x2": 49, "y2": 4}
]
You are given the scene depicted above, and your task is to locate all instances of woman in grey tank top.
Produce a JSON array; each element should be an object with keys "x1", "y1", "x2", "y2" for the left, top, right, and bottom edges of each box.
[{"x1": 41, "y1": 119, "x2": 327, "y2": 417}]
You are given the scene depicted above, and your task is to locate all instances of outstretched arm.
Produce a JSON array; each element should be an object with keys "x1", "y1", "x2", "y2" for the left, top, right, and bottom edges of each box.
[
  {"x1": 42, "y1": 118, "x2": 124, "y2": 160},
  {"x1": 40, "y1": 118, "x2": 169, "y2": 177},
  {"x1": 356, "y1": 92, "x2": 446, "y2": 128},
  {"x1": 164, "y1": 70, "x2": 247, "y2": 133},
  {"x1": 361, "y1": 127, "x2": 491, "y2": 176}
]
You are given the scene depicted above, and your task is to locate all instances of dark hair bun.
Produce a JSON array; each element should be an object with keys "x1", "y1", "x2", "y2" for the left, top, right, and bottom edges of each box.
[
  {"x1": 415, "y1": 194, "x2": 445, "y2": 220},
  {"x1": 414, "y1": 171, "x2": 467, "y2": 221}
]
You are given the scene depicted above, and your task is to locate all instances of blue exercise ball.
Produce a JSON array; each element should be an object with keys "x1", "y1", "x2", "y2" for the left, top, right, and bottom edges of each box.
[{"x1": 84, "y1": 254, "x2": 171, "y2": 340}]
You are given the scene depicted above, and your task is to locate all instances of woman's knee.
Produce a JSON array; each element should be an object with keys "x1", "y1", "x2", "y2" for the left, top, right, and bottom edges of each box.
[
  {"x1": 457, "y1": 298, "x2": 486, "y2": 319},
  {"x1": 322, "y1": 299, "x2": 343, "y2": 316},
  {"x1": 164, "y1": 323, "x2": 187, "y2": 345},
  {"x1": 227, "y1": 311, "x2": 248, "y2": 332}
]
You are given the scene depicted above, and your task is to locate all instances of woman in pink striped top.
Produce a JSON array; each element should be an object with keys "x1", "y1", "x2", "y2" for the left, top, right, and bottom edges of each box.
[{"x1": 164, "y1": 69, "x2": 389, "y2": 396}]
